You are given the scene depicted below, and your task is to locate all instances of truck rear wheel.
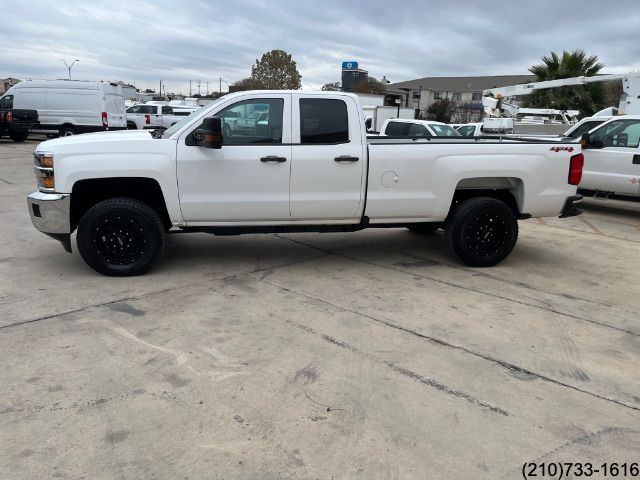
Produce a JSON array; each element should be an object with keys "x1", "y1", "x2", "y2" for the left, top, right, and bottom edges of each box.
[
  {"x1": 9, "y1": 131, "x2": 28, "y2": 142},
  {"x1": 77, "y1": 198, "x2": 165, "y2": 276},
  {"x1": 60, "y1": 125, "x2": 76, "y2": 136},
  {"x1": 445, "y1": 197, "x2": 518, "y2": 267}
]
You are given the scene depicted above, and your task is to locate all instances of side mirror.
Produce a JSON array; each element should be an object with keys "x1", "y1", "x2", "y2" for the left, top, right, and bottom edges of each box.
[{"x1": 202, "y1": 117, "x2": 223, "y2": 149}]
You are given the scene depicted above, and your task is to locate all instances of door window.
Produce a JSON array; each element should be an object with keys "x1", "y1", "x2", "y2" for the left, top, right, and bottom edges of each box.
[
  {"x1": 162, "y1": 106, "x2": 173, "y2": 114},
  {"x1": 384, "y1": 121, "x2": 411, "y2": 136},
  {"x1": 590, "y1": 119, "x2": 640, "y2": 148},
  {"x1": 407, "y1": 123, "x2": 430, "y2": 137},
  {"x1": 127, "y1": 105, "x2": 156, "y2": 114},
  {"x1": 457, "y1": 125, "x2": 476, "y2": 136},
  {"x1": 216, "y1": 99, "x2": 284, "y2": 144},
  {"x1": 300, "y1": 98, "x2": 349, "y2": 144},
  {"x1": 0, "y1": 95, "x2": 13, "y2": 109}
]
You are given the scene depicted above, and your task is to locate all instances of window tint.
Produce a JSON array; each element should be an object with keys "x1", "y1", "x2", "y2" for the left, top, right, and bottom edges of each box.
[
  {"x1": 384, "y1": 121, "x2": 411, "y2": 136},
  {"x1": 127, "y1": 105, "x2": 156, "y2": 114},
  {"x1": 407, "y1": 123, "x2": 430, "y2": 137},
  {"x1": 590, "y1": 119, "x2": 640, "y2": 148},
  {"x1": 300, "y1": 98, "x2": 349, "y2": 144},
  {"x1": 429, "y1": 124, "x2": 461, "y2": 137},
  {"x1": 457, "y1": 125, "x2": 476, "y2": 136},
  {"x1": 215, "y1": 98, "x2": 284, "y2": 145},
  {"x1": 566, "y1": 120, "x2": 604, "y2": 139},
  {"x1": 162, "y1": 106, "x2": 173, "y2": 114},
  {"x1": 1, "y1": 95, "x2": 14, "y2": 109}
]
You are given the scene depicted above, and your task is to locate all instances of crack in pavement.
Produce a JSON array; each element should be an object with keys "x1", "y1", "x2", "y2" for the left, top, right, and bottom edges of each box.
[
  {"x1": 273, "y1": 234, "x2": 640, "y2": 338},
  {"x1": 0, "y1": 252, "x2": 327, "y2": 331},
  {"x1": 277, "y1": 315, "x2": 509, "y2": 417},
  {"x1": 252, "y1": 272, "x2": 640, "y2": 415}
]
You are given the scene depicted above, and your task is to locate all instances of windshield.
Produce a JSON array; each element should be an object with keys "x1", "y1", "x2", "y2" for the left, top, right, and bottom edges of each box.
[
  {"x1": 162, "y1": 100, "x2": 222, "y2": 138},
  {"x1": 564, "y1": 119, "x2": 605, "y2": 139},
  {"x1": 457, "y1": 125, "x2": 476, "y2": 136},
  {"x1": 429, "y1": 124, "x2": 461, "y2": 136}
]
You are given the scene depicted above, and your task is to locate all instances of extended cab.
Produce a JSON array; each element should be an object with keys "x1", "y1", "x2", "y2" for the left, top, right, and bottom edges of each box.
[
  {"x1": 27, "y1": 91, "x2": 584, "y2": 276},
  {"x1": 0, "y1": 94, "x2": 39, "y2": 142}
]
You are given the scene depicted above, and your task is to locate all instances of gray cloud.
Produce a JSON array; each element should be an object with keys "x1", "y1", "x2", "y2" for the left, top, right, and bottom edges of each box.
[{"x1": 1, "y1": 0, "x2": 639, "y2": 94}]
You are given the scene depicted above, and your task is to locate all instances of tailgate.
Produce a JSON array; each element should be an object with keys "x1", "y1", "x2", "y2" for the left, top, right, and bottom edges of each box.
[{"x1": 10, "y1": 109, "x2": 38, "y2": 122}]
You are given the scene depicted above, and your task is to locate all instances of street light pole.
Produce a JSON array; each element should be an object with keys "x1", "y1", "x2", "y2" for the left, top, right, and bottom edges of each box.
[{"x1": 61, "y1": 59, "x2": 80, "y2": 80}]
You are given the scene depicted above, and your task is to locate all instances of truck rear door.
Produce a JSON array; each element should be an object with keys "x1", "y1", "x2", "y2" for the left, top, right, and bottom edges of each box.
[
  {"x1": 290, "y1": 94, "x2": 366, "y2": 221},
  {"x1": 581, "y1": 118, "x2": 640, "y2": 196}
]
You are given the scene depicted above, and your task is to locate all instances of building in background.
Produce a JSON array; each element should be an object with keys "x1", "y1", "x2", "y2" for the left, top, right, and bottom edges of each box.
[
  {"x1": 386, "y1": 75, "x2": 535, "y2": 119},
  {"x1": 0, "y1": 78, "x2": 21, "y2": 95},
  {"x1": 341, "y1": 62, "x2": 369, "y2": 93}
]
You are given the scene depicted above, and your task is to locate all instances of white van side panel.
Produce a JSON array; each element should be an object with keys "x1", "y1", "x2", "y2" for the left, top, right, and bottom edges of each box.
[{"x1": 6, "y1": 80, "x2": 126, "y2": 131}]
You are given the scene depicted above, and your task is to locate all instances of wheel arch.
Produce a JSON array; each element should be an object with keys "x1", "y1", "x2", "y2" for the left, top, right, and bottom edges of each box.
[
  {"x1": 449, "y1": 177, "x2": 525, "y2": 218},
  {"x1": 70, "y1": 177, "x2": 172, "y2": 231}
]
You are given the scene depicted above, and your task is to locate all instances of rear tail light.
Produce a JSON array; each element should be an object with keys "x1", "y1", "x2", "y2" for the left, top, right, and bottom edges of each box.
[
  {"x1": 102, "y1": 111, "x2": 108, "y2": 129},
  {"x1": 145, "y1": 114, "x2": 151, "y2": 125},
  {"x1": 568, "y1": 153, "x2": 584, "y2": 185},
  {"x1": 6, "y1": 111, "x2": 13, "y2": 122}
]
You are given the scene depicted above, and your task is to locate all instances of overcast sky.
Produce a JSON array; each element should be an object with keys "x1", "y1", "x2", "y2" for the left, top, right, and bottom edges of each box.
[{"x1": 1, "y1": 0, "x2": 639, "y2": 94}]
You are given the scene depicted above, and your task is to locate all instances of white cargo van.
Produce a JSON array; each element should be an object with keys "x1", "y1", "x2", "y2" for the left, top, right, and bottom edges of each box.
[{"x1": 1, "y1": 80, "x2": 126, "y2": 136}]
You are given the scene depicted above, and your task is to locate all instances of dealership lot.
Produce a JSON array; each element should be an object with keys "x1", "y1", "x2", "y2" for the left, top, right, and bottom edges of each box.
[{"x1": 1, "y1": 137, "x2": 639, "y2": 478}]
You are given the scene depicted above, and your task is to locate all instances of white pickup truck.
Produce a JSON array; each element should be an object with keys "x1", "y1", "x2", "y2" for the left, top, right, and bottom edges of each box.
[
  {"x1": 126, "y1": 104, "x2": 183, "y2": 130},
  {"x1": 27, "y1": 91, "x2": 584, "y2": 276},
  {"x1": 577, "y1": 115, "x2": 640, "y2": 198}
]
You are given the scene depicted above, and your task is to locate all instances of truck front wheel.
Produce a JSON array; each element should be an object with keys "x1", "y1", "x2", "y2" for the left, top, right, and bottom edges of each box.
[
  {"x1": 445, "y1": 197, "x2": 518, "y2": 267},
  {"x1": 77, "y1": 198, "x2": 165, "y2": 276},
  {"x1": 10, "y1": 131, "x2": 28, "y2": 142}
]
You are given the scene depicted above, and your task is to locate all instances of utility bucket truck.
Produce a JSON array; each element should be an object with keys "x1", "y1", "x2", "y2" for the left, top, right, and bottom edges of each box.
[{"x1": 482, "y1": 74, "x2": 640, "y2": 199}]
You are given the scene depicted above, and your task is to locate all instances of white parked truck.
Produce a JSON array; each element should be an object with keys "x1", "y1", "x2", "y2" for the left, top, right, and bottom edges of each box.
[
  {"x1": 379, "y1": 118, "x2": 461, "y2": 137},
  {"x1": 126, "y1": 103, "x2": 184, "y2": 130},
  {"x1": 577, "y1": 115, "x2": 640, "y2": 197},
  {"x1": 27, "y1": 90, "x2": 584, "y2": 276}
]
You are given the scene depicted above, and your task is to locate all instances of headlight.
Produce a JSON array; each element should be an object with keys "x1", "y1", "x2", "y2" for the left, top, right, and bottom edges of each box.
[{"x1": 33, "y1": 152, "x2": 55, "y2": 191}]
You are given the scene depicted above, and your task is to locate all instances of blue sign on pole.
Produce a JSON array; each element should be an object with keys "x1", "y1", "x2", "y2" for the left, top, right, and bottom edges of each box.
[{"x1": 341, "y1": 61, "x2": 358, "y2": 70}]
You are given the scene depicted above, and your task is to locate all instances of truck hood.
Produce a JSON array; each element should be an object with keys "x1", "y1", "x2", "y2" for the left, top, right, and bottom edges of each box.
[{"x1": 36, "y1": 130, "x2": 154, "y2": 150}]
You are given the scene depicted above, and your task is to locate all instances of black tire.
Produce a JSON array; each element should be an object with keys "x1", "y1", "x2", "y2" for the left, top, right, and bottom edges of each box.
[
  {"x1": 407, "y1": 223, "x2": 440, "y2": 234},
  {"x1": 77, "y1": 198, "x2": 165, "y2": 276},
  {"x1": 60, "y1": 125, "x2": 76, "y2": 137},
  {"x1": 9, "y1": 131, "x2": 28, "y2": 142},
  {"x1": 127, "y1": 121, "x2": 137, "y2": 130},
  {"x1": 445, "y1": 197, "x2": 518, "y2": 267}
]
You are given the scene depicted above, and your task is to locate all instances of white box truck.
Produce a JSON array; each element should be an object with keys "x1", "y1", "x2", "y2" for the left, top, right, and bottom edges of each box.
[{"x1": 0, "y1": 80, "x2": 126, "y2": 137}]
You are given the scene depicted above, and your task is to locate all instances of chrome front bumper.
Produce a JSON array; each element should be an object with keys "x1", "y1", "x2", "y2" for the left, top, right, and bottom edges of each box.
[{"x1": 27, "y1": 191, "x2": 72, "y2": 252}]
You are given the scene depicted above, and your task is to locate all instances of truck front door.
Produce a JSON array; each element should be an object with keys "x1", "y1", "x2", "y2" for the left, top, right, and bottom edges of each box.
[
  {"x1": 176, "y1": 94, "x2": 292, "y2": 223},
  {"x1": 290, "y1": 95, "x2": 366, "y2": 222},
  {"x1": 581, "y1": 119, "x2": 640, "y2": 196}
]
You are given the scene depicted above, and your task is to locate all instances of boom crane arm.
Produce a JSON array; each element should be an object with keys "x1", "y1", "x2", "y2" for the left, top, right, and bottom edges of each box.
[{"x1": 482, "y1": 73, "x2": 640, "y2": 117}]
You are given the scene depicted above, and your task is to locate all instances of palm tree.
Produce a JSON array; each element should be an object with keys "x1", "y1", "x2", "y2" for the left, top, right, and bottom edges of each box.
[{"x1": 525, "y1": 50, "x2": 606, "y2": 117}]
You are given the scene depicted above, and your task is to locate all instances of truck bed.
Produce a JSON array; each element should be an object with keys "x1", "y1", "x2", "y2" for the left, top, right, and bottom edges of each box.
[{"x1": 365, "y1": 136, "x2": 579, "y2": 223}]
